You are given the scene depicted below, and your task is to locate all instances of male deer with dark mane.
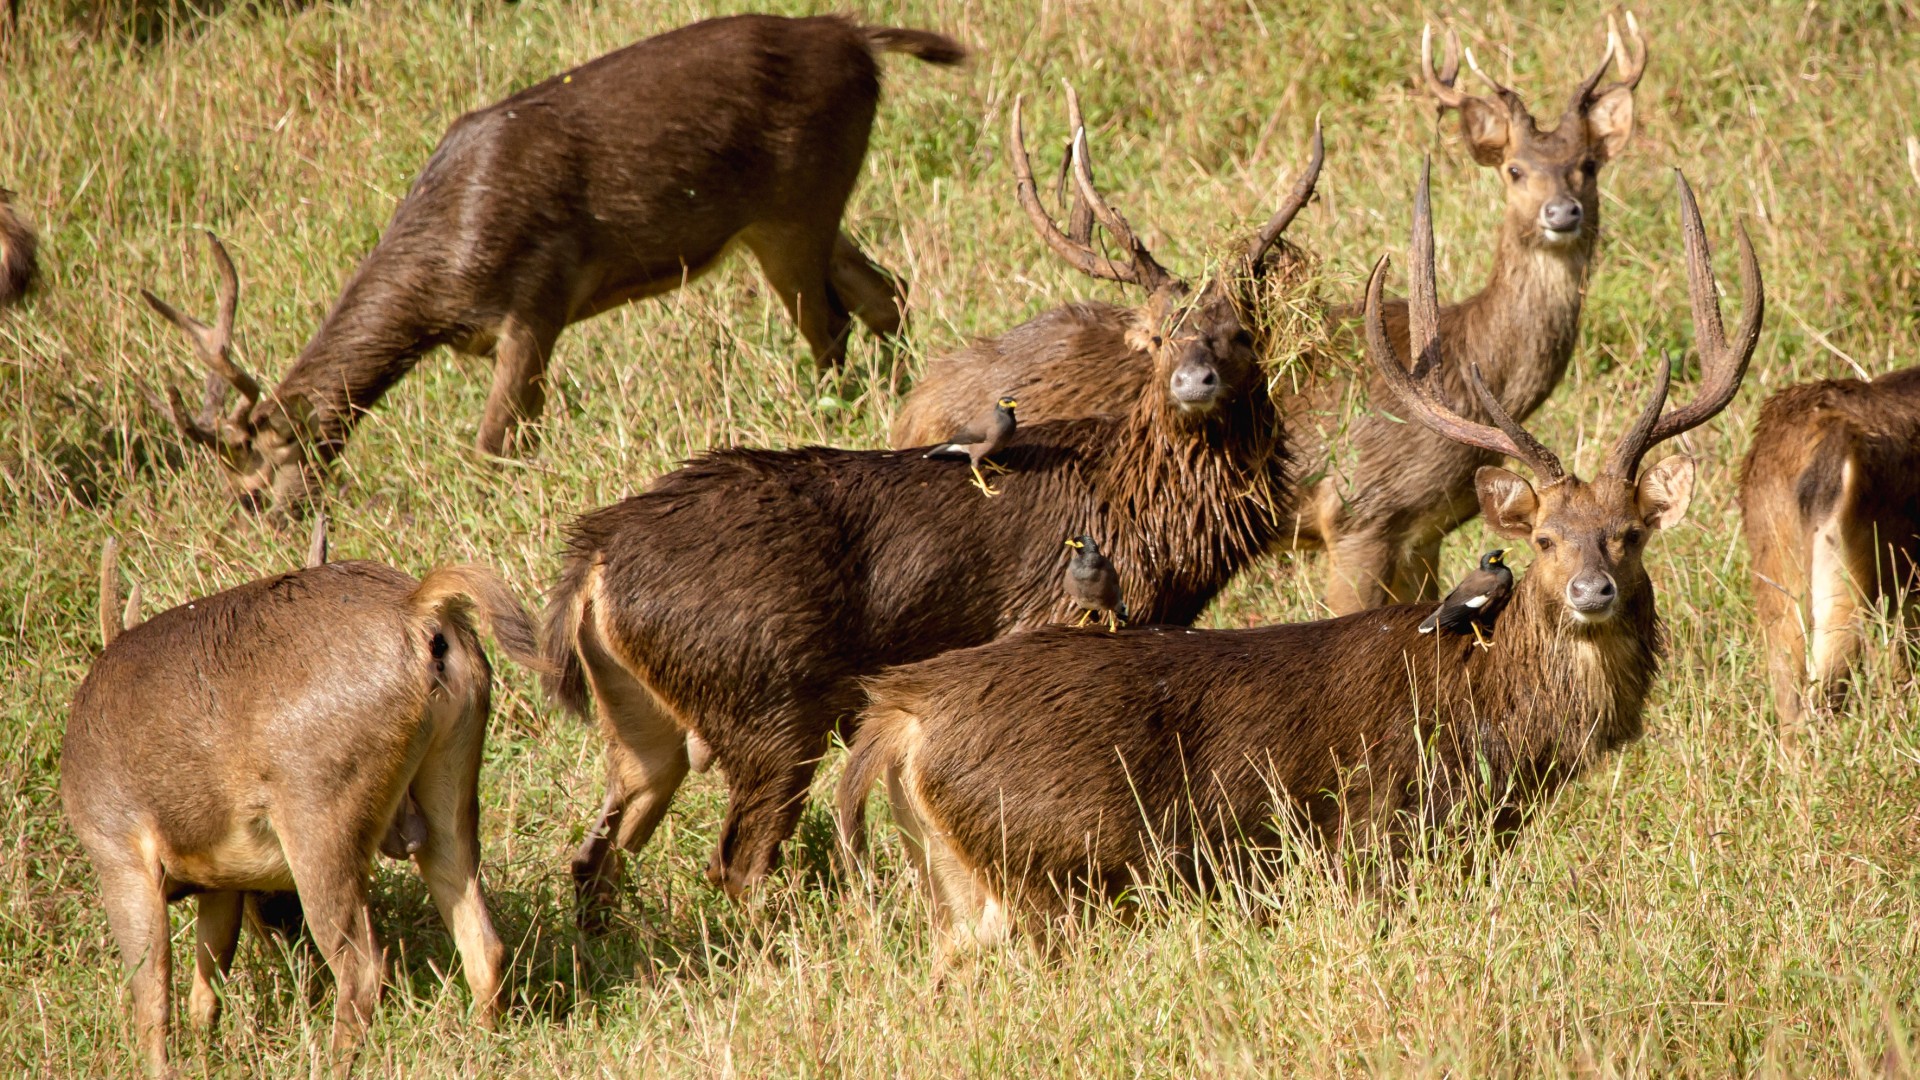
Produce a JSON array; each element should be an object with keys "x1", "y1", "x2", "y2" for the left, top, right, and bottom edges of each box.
[
  {"x1": 839, "y1": 165, "x2": 1759, "y2": 962},
  {"x1": 543, "y1": 97, "x2": 1317, "y2": 915},
  {"x1": 142, "y1": 14, "x2": 963, "y2": 513},
  {"x1": 892, "y1": 16, "x2": 1645, "y2": 615},
  {"x1": 64, "y1": 539, "x2": 547, "y2": 1074}
]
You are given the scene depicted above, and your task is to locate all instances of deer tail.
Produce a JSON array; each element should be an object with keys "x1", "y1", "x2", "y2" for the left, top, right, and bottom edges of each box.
[
  {"x1": 540, "y1": 553, "x2": 595, "y2": 720},
  {"x1": 0, "y1": 195, "x2": 36, "y2": 309},
  {"x1": 862, "y1": 26, "x2": 967, "y2": 66},
  {"x1": 408, "y1": 564, "x2": 549, "y2": 674},
  {"x1": 836, "y1": 682, "x2": 924, "y2": 862}
]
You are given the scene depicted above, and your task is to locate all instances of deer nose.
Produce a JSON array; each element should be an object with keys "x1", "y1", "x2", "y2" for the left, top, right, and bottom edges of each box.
[
  {"x1": 1565, "y1": 572, "x2": 1617, "y2": 619},
  {"x1": 1170, "y1": 360, "x2": 1222, "y2": 410},
  {"x1": 1541, "y1": 198, "x2": 1582, "y2": 234}
]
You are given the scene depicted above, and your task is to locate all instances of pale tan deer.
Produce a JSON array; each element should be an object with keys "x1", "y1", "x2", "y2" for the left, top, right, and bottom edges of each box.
[
  {"x1": 143, "y1": 15, "x2": 963, "y2": 513},
  {"x1": 64, "y1": 541, "x2": 546, "y2": 1074},
  {"x1": 892, "y1": 16, "x2": 1646, "y2": 615},
  {"x1": 840, "y1": 165, "x2": 1758, "y2": 962}
]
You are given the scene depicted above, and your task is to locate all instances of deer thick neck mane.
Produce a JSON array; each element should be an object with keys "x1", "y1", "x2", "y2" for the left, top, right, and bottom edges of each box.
[
  {"x1": 1440, "y1": 566, "x2": 1658, "y2": 801},
  {"x1": 1089, "y1": 375, "x2": 1286, "y2": 623},
  {"x1": 1445, "y1": 222, "x2": 1595, "y2": 422}
]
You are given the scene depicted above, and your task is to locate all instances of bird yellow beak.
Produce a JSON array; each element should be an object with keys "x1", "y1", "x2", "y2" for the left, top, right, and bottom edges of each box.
[{"x1": 1065, "y1": 538, "x2": 1082, "y2": 549}]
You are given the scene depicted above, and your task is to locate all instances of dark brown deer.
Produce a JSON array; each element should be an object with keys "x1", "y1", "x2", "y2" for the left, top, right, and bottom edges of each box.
[
  {"x1": 1739, "y1": 374, "x2": 1920, "y2": 722},
  {"x1": 892, "y1": 17, "x2": 1645, "y2": 616},
  {"x1": 838, "y1": 166, "x2": 1758, "y2": 963},
  {"x1": 544, "y1": 99, "x2": 1315, "y2": 914},
  {"x1": 0, "y1": 187, "x2": 35, "y2": 308},
  {"x1": 142, "y1": 14, "x2": 964, "y2": 512},
  {"x1": 63, "y1": 543, "x2": 547, "y2": 1074}
]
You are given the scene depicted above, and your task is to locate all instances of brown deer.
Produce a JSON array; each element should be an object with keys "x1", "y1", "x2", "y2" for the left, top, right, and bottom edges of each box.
[
  {"x1": 1737, "y1": 141, "x2": 1920, "y2": 722},
  {"x1": 891, "y1": 17, "x2": 1645, "y2": 616},
  {"x1": 543, "y1": 98, "x2": 1316, "y2": 915},
  {"x1": 0, "y1": 187, "x2": 35, "y2": 308},
  {"x1": 838, "y1": 165, "x2": 1758, "y2": 962},
  {"x1": 142, "y1": 14, "x2": 964, "y2": 512},
  {"x1": 63, "y1": 542, "x2": 547, "y2": 1074}
]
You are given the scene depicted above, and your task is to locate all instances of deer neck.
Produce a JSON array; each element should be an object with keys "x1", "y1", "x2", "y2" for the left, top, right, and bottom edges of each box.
[{"x1": 1447, "y1": 223, "x2": 1595, "y2": 422}]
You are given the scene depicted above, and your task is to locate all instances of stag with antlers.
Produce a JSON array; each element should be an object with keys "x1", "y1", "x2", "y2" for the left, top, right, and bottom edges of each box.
[{"x1": 839, "y1": 164, "x2": 1760, "y2": 963}]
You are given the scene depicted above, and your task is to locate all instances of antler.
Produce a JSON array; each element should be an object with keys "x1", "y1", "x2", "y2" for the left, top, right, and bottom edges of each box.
[
  {"x1": 141, "y1": 232, "x2": 260, "y2": 448},
  {"x1": 1423, "y1": 24, "x2": 1532, "y2": 131},
  {"x1": 1365, "y1": 159, "x2": 1567, "y2": 483},
  {"x1": 1906, "y1": 134, "x2": 1920, "y2": 189},
  {"x1": 1245, "y1": 119, "x2": 1325, "y2": 270},
  {"x1": 1009, "y1": 92, "x2": 1178, "y2": 292},
  {"x1": 1603, "y1": 171, "x2": 1762, "y2": 478},
  {"x1": 1566, "y1": 11, "x2": 1647, "y2": 119}
]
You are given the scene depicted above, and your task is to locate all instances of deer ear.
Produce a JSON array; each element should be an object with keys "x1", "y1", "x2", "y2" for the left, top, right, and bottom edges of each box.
[
  {"x1": 1458, "y1": 100, "x2": 1511, "y2": 166},
  {"x1": 1636, "y1": 455, "x2": 1695, "y2": 530},
  {"x1": 1586, "y1": 86, "x2": 1635, "y2": 160},
  {"x1": 1475, "y1": 466, "x2": 1538, "y2": 537}
]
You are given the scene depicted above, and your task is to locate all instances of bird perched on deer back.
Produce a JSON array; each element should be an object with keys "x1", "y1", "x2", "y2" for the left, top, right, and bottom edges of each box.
[
  {"x1": 925, "y1": 395, "x2": 1016, "y2": 496},
  {"x1": 1419, "y1": 549, "x2": 1513, "y2": 647},
  {"x1": 1064, "y1": 535, "x2": 1128, "y2": 631}
]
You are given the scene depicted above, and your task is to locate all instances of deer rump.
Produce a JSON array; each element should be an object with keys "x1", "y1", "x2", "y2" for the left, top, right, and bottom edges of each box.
[{"x1": 843, "y1": 604, "x2": 1652, "y2": 917}]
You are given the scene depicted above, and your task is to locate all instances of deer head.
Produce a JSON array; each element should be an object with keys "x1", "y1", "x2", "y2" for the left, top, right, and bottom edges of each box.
[
  {"x1": 1009, "y1": 89, "x2": 1321, "y2": 425},
  {"x1": 1367, "y1": 161, "x2": 1760, "y2": 627},
  {"x1": 1422, "y1": 13, "x2": 1645, "y2": 250},
  {"x1": 142, "y1": 233, "x2": 323, "y2": 514}
]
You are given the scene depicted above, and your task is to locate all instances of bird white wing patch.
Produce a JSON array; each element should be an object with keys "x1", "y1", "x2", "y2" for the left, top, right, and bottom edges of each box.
[{"x1": 1464, "y1": 595, "x2": 1489, "y2": 608}]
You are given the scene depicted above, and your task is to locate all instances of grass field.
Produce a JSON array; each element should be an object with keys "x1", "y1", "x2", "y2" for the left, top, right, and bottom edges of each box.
[{"x1": 4, "y1": 0, "x2": 1920, "y2": 1074}]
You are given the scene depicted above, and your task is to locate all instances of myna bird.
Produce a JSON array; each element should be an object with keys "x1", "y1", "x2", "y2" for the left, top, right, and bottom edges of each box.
[
  {"x1": 1064, "y1": 535, "x2": 1128, "y2": 631},
  {"x1": 925, "y1": 396, "x2": 1017, "y2": 496},
  {"x1": 1419, "y1": 549, "x2": 1514, "y2": 648}
]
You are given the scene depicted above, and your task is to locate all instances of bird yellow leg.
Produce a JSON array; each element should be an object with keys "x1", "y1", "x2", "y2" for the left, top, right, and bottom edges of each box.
[
  {"x1": 1471, "y1": 624, "x2": 1492, "y2": 649},
  {"x1": 1104, "y1": 611, "x2": 1119, "y2": 633},
  {"x1": 981, "y1": 459, "x2": 1012, "y2": 475},
  {"x1": 1074, "y1": 610, "x2": 1093, "y2": 628},
  {"x1": 969, "y1": 465, "x2": 1001, "y2": 497}
]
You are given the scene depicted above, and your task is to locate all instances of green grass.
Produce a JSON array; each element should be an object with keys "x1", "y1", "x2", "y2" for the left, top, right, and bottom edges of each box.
[{"x1": 4, "y1": 0, "x2": 1920, "y2": 1074}]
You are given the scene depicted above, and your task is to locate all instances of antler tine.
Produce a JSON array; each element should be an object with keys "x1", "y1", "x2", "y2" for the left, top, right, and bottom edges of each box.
[
  {"x1": 99, "y1": 538, "x2": 122, "y2": 649},
  {"x1": 306, "y1": 511, "x2": 330, "y2": 568},
  {"x1": 1061, "y1": 81, "x2": 1095, "y2": 245},
  {"x1": 1464, "y1": 47, "x2": 1533, "y2": 128},
  {"x1": 1468, "y1": 363, "x2": 1567, "y2": 481},
  {"x1": 141, "y1": 232, "x2": 262, "y2": 419},
  {"x1": 1009, "y1": 94, "x2": 1140, "y2": 285},
  {"x1": 1600, "y1": 352, "x2": 1674, "y2": 478},
  {"x1": 1246, "y1": 118, "x2": 1325, "y2": 270},
  {"x1": 1906, "y1": 134, "x2": 1919, "y2": 189},
  {"x1": 1421, "y1": 24, "x2": 1470, "y2": 110},
  {"x1": 1592, "y1": 11, "x2": 1648, "y2": 101},
  {"x1": 1067, "y1": 128, "x2": 1178, "y2": 291},
  {"x1": 1564, "y1": 14, "x2": 1620, "y2": 117},
  {"x1": 1365, "y1": 161, "x2": 1564, "y2": 480},
  {"x1": 1608, "y1": 171, "x2": 1764, "y2": 477}
]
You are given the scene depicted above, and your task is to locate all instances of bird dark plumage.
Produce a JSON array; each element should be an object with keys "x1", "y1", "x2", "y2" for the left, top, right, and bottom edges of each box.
[
  {"x1": 1419, "y1": 549, "x2": 1514, "y2": 647},
  {"x1": 1064, "y1": 535, "x2": 1128, "y2": 631},
  {"x1": 925, "y1": 395, "x2": 1017, "y2": 496}
]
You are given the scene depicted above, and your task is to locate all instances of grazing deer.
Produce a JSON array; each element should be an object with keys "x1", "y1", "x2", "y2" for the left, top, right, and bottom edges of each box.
[
  {"x1": 544, "y1": 97, "x2": 1315, "y2": 914},
  {"x1": 892, "y1": 17, "x2": 1645, "y2": 616},
  {"x1": 1739, "y1": 382, "x2": 1919, "y2": 722},
  {"x1": 0, "y1": 187, "x2": 35, "y2": 308},
  {"x1": 839, "y1": 166, "x2": 1758, "y2": 961},
  {"x1": 142, "y1": 14, "x2": 964, "y2": 512},
  {"x1": 63, "y1": 543, "x2": 546, "y2": 1073}
]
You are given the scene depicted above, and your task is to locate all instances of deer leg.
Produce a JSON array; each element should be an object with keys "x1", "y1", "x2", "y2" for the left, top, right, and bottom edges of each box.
[
  {"x1": 189, "y1": 890, "x2": 243, "y2": 1031},
  {"x1": 1808, "y1": 504, "x2": 1869, "y2": 716},
  {"x1": 408, "y1": 734, "x2": 504, "y2": 1026},
  {"x1": 476, "y1": 315, "x2": 559, "y2": 458},
  {"x1": 827, "y1": 230, "x2": 907, "y2": 340},
  {"x1": 281, "y1": 838, "x2": 381, "y2": 1068},
  {"x1": 570, "y1": 623, "x2": 691, "y2": 925},
  {"x1": 1322, "y1": 529, "x2": 1396, "y2": 616},
  {"x1": 96, "y1": 855, "x2": 172, "y2": 1075},
  {"x1": 744, "y1": 225, "x2": 851, "y2": 368},
  {"x1": 705, "y1": 746, "x2": 820, "y2": 898}
]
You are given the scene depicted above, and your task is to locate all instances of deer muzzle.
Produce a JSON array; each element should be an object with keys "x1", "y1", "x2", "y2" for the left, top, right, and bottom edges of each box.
[
  {"x1": 1565, "y1": 571, "x2": 1619, "y2": 621},
  {"x1": 1169, "y1": 354, "x2": 1223, "y2": 412}
]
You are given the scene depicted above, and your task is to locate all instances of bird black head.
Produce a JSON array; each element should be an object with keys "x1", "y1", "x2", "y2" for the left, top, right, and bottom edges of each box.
[
  {"x1": 1065, "y1": 534, "x2": 1101, "y2": 556},
  {"x1": 996, "y1": 396, "x2": 1019, "y2": 414},
  {"x1": 1481, "y1": 549, "x2": 1507, "y2": 569}
]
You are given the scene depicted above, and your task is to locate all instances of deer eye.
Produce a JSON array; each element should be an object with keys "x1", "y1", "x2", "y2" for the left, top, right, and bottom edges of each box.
[
  {"x1": 1622, "y1": 527, "x2": 1643, "y2": 547},
  {"x1": 1534, "y1": 535, "x2": 1554, "y2": 552},
  {"x1": 1151, "y1": 335, "x2": 1163, "y2": 349},
  {"x1": 1232, "y1": 329, "x2": 1254, "y2": 348},
  {"x1": 1507, "y1": 165, "x2": 1523, "y2": 182}
]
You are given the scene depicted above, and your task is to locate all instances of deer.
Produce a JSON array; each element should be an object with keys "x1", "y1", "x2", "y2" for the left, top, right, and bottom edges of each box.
[
  {"x1": 542, "y1": 95, "x2": 1317, "y2": 918},
  {"x1": 890, "y1": 16, "x2": 1646, "y2": 616},
  {"x1": 141, "y1": 14, "x2": 965, "y2": 514},
  {"x1": 0, "y1": 187, "x2": 35, "y2": 308},
  {"x1": 837, "y1": 164, "x2": 1759, "y2": 964},
  {"x1": 63, "y1": 537, "x2": 548, "y2": 1074}
]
